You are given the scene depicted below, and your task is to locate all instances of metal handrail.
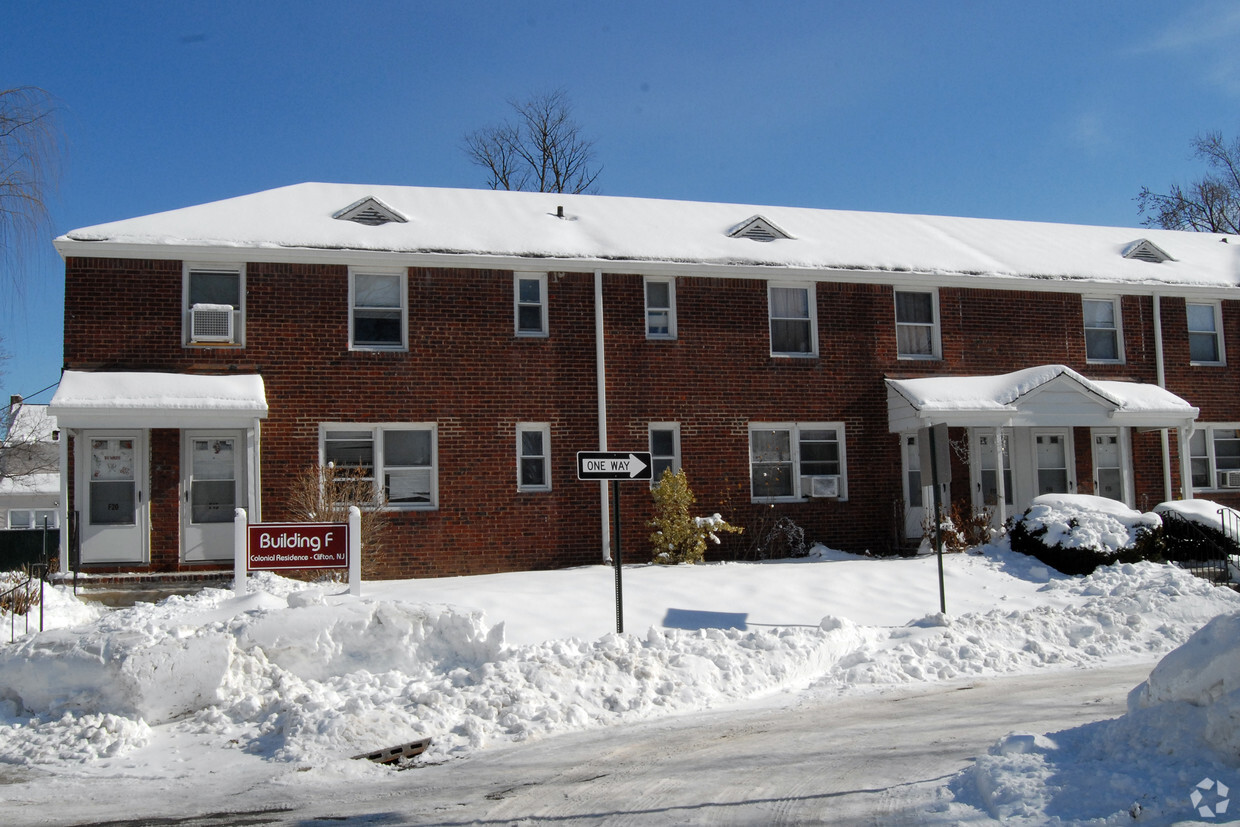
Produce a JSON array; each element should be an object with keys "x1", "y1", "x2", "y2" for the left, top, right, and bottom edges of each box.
[{"x1": 2, "y1": 565, "x2": 44, "y2": 644}]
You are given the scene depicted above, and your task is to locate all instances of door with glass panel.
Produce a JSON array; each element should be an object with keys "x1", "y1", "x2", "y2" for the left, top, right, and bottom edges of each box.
[
  {"x1": 971, "y1": 429, "x2": 1014, "y2": 527},
  {"x1": 1091, "y1": 429, "x2": 1127, "y2": 504},
  {"x1": 80, "y1": 431, "x2": 147, "y2": 563},
  {"x1": 182, "y1": 431, "x2": 244, "y2": 561},
  {"x1": 902, "y1": 433, "x2": 925, "y2": 540},
  {"x1": 1032, "y1": 430, "x2": 1074, "y2": 496}
]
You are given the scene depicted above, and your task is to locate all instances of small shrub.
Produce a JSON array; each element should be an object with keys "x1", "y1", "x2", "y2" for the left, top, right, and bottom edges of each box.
[
  {"x1": 649, "y1": 469, "x2": 743, "y2": 564},
  {"x1": 744, "y1": 507, "x2": 809, "y2": 560},
  {"x1": 0, "y1": 569, "x2": 41, "y2": 616},
  {"x1": 922, "y1": 499, "x2": 995, "y2": 553},
  {"x1": 286, "y1": 463, "x2": 391, "y2": 578},
  {"x1": 1008, "y1": 497, "x2": 1164, "y2": 576}
]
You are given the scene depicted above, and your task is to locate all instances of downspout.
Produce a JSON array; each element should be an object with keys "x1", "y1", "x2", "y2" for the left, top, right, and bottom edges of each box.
[
  {"x1": 1153, "y1": 294, "x2": 1176, "y2": 501},
  {"x1": 595, "y1": 269, "x2": 610, "y2": 562}
]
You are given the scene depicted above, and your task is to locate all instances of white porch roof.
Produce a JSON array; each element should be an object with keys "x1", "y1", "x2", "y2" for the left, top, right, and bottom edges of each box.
[
  {"x1": 49, "y1": 371, "x2": 268, "y2": 429},
  {"x1": 886, "y1": 365, "x2": 1198, "y2": 432}
]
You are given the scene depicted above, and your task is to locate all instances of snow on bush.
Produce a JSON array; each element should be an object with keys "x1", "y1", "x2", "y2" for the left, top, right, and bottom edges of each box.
[{"x1": 1008, "y1": 494, "x2": 1162, "y2": 575}]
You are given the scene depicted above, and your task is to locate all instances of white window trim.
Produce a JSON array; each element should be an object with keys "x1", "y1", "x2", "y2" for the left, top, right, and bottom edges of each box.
[
  {"x1": 748, "y1": 422, "x2": 847, "y2": 503},
  {"x1": 644, "y1": 276, "x2": 677, "y2": 340},
  {"x1": 183, "y1": 263, "x2": 245, "y2": 348},
  {"x1": 516, "y1": 422, "x2": 552, "y2": 492},
  {"x1": 648, "y1": 422, "x2": 681, "y2": 487},
  {"x1": 1189, "y1": 423, "x2": 1240, "y2": 491},
  {"x1": 894, "y1": 288, "x2": 941, "y2": 360},
  {"x1": 514, "y1": 272, "x2": 549, "y2": 338},
  {"x1": 349, "y1": 267, "x2": 408, "y2": 352},
  {"x1": 1187, "y1": 300, "x2": 1225, "y2": 366},
  {"x1": 318, "y1": 423, "x2": 438, "y2": 510},
  {"x1": 768, "y1": 282, "x2": 818, "y2": 358},
  {"x1": 1082, "y1": 296, "x2": 1124, "y2": 364}
]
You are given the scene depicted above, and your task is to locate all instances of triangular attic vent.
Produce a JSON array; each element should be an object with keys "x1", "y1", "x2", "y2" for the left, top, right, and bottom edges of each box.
[
  {"x1": 332, "y1": 196, "x2": 408, "y2": 227},
  {"x1": 727, "y1": 215, "x2": 792, "y2": 242},
  {"x1": 1122, "y1": 238, "x2": 1173, "y2": 264}
]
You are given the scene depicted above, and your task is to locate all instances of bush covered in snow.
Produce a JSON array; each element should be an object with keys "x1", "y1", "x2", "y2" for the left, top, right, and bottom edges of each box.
[{"x1": 1008, "y1": 494, "x2": 1163, "y2": 575}]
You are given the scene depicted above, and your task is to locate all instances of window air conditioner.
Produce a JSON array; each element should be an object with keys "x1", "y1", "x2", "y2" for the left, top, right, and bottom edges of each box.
[
  {"x1": 809, "y1": 475, "x2": 840, "y2": 498},
  {"x1": 1219, "y1": 471, "x2": 1240, "y2": 489},
  {"x1": 191, "y1": 303, "x2": 235, "y2": 343}
]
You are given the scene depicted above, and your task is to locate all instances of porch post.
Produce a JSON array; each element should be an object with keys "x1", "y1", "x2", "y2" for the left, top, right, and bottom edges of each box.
[
  {"x1": 1177, "y1": 426, "x2": 1194, "y2": 501},
  {"x1": 993, "y1": 425, "x2": 1007, "y2": 527},
  {"x1": 58, "y1": 430, "x2": 70, "y2": 572}
]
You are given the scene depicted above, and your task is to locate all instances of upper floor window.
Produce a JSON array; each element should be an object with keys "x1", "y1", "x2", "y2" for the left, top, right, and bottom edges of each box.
[
  {"x1": 645, "y1": 277, "x2": 676, "y2": 339},
  {"x1": 768, "y1": 283, "x2": 817, "y2": 357},
  {"x1": 1083, "y1": 297, "x2": 1123, "y2": 363},
  {"x1": 1188, "y1": 424, "x2": 1240, "y2": 490},
  {"x1": 184, "y1": 265, "x2": 244, "y2": 347},
  {"x1": 321, "y1": 423, "x2": 436, "y2": 508},
  {"x1": 350, "y1": 269, "x2": 407, "y2": 350},
  {"x1": 749, "y1": 422, "x2": 846, "y2": 502},
  {"x1": 515, "y1": 273, "x2": 548, "y2": 337},
  {"x1": 648, "y1": 422, "x2": 681, "y2": 486},
  {"x1": 894, "y1": 290, "x2": 939, "y2": 359},
  {"x1": 1187, "y1": 301, "x2": 1224, "y2": 365},
  {"x1": 517, "y1": 423, "x2": 551, "y2": 491}
]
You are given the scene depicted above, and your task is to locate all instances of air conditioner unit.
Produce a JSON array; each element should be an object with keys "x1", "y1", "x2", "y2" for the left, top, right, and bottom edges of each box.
[
  {"x1": 191, "y1": 303, "x2": 235, "y2": 343},
  {"x1": 1219, "y1": 470, "x2": 1240, "y2": 489},
  {"x1": 809, "y1": 475, "x2": 840, "y2": 498}
]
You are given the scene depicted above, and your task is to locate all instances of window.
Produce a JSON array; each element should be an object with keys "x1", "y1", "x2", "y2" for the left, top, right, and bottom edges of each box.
[
  {"x1": 768, "y1": 283, "x2": 817, "y2": 356},
  {"x1": 6, "y1": 509, "x2": 58, "y2": 530},
  {"x1": 1187, "y1": 302, "x2": 1224, "y2": 365},
  {"x1": 515, "y1": 273, "x2": 548, "y2": 337},
  {"x1": 1082, "y1": 298, "x2": 1122, "y2": 362},
  {"x1": 517, "y1": 423, "x2": 551, "y2": 491},
  {"x1": 648, "y1": 423, "x2": 681, "y2": 485},
  {"x1": 321, "y1": 424, "x2": 436, "y2": 508},
  {"x1": 184, "y1": 265, "x2": 244, "y2": 346},
  {"x1": 350, "y1": 269, "x2": 407, "y2": 350},
  {"x1": 894, "y1": 290, "x2": 939, "y2": 359},
  {"x1": 1189, "y1": 425, "x2": 1240, "y2": 490},
  {"x1": 645, "y1": 277, "x2": 676, "y2": 339},
  {"x1": 749, "y1": 423, "x2": 845, "y2": 501}
]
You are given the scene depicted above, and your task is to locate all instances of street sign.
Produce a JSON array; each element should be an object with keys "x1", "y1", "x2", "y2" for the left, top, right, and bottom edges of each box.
[
  {"x1": 576, "y1": 451, "x2": 653, "y2": 481},
  {"x1": 247, "y1": 522, "x2": 349, "y2": 571}
]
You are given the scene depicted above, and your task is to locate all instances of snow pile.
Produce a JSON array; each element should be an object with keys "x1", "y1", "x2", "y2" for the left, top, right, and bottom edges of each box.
[
  {"x1": 1017, "y1": 493, "x2": 1160, "y2": 552},
  {"x1": 2, "y1": 553, "x2": 1237, "y2": 775},
  {"x1": 1155, "y1": 497, "x2": 1240, "y2": 536}
]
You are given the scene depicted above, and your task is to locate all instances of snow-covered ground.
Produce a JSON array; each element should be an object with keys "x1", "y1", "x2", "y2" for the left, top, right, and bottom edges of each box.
[{"x1": 3, "y1": 515, "x2": 1240, "y2": 823}]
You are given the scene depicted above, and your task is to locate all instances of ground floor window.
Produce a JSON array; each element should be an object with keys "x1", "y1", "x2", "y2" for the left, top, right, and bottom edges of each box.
[
  {"x1": 649, "y1": 423, "x2": 681, "y2": 485},
  {"x1": 1189, "y1": 424, "x2": 1240, "y2": 491},
  {"x1": 5, "y1": 509, "x2": 58, "y2": 529},
  {"x1": 517, "y1": 423, "x2": 552, "y2": 492},
  {"x1": 320, "y1": 424, "x2": 437, "y2": 508},
  {"x1": 749, "y1": 422, "x2": 845, "y2": 502}
]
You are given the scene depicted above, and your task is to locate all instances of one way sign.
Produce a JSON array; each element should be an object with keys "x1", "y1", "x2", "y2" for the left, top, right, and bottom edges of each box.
[{"x1": 577, "y1": 451, "x2": 653, "y2": 481}]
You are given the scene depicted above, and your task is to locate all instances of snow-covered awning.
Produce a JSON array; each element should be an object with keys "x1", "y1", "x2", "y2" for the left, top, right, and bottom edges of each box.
[
  {"x1": 885, "y1": 365, "x2": 1198, "y2": 432},
  {"x1": 49, "y1": 371, "x2": 267, "y2": 429}
]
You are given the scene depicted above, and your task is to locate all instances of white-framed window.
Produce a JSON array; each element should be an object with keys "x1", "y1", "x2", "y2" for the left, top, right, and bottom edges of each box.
[
  {"x1": 515, "y1": 273, "x2": 549, "y2": 337},
  {"x1": 894, "y1": 289, "x2": 939, "y2": 359},
  {"x1": 644, "y1": 277, "x2": 676, "y2": 339},
  {"x1": 749, "y1": 422, "x2": 846, "y2": 502},
  {"x1": 516, "y1": 423, "x2": 551, "y2": 491},
  {"x1": 1187, "y1": 301, "x2": 1224, "y2": 365},
  {"x1": 183, "y1": 264, "x2": 244, "y2": 346},
  {"x1": 349, "y1": 269, "x2": 407, "y2": 350},
  {"x1": 768, "y1": 283, "x2": 817, "y2": 357},
  {"x1": 1083, "y1": 297, "x2": 1123, "y2": 363},
  {"x1": 320, "y1": 424, "x2": 436, "y2": 508},
  {"x1": 1189, "y1": 424, "x2": 1240, "y2": 490},
  {"x1": 5, "y1": 509, "x2": 58, "y2": 530},
  {"x1": 648, "y1": 422, "x2": 681, "y2": 486}
]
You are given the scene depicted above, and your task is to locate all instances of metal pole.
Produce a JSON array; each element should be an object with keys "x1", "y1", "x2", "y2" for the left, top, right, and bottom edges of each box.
[{"x1": 612, "y1": 480, "x2": 624, "y2": 634}]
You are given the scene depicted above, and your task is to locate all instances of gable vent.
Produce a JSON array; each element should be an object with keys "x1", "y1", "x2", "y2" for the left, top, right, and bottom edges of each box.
[
  {"x1": 1122, "y1": 238, "x2": 1173, "y2": 264},
  {"x1": 727, "y1": 215, "x2": 792, "y2": 242},
  {"x1": 332, "y1": 196, "x2": 408, "y2": 227}
]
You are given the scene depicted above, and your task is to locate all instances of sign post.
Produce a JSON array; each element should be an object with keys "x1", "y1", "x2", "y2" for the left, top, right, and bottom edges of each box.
[
  {"x1": 919, "y1": 423, "x2": 951, "y2": 614},
  {"x1": 577, "y1": 451, "x2": 653, "y2": 634}
]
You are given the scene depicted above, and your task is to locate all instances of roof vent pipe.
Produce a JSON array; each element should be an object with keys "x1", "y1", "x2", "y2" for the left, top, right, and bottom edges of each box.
[{"x1": 557, "y1": 205, "x2": 564, "y2": 218}]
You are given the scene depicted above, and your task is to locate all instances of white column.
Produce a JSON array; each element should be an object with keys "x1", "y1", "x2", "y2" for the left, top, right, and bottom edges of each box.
[
  {"x1": 993, "y1": 426, "x2": 1007, "y2": 528},
  {"x1": 233, "y1": 508, "x2": 247, "y2": 598},
  {"x1": 58, "y1": 430, "x2": 70, "y2": 572}
]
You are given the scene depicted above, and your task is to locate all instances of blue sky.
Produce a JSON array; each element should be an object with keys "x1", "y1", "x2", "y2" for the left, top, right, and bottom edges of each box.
[{"x1": 3, "y1": 1, "x2": 1239, "y2": 404}]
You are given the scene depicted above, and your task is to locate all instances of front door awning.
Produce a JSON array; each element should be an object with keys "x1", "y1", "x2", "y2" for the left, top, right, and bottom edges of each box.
[
  {"x1": 49, "y1": 370, "x2": 268, "y2": 429},
  {"x1": 885, "y1": 364, "x2": 1198, "y2": 432}
]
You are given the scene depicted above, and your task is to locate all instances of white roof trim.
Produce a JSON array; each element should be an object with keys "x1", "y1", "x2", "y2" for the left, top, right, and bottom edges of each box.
[{"x1": 49, "y1": 371, "x2": 268, "y2": 429}]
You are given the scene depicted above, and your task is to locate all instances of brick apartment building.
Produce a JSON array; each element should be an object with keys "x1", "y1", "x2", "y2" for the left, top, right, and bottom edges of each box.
[{"x1": 47, "y1": 183, "x2": 1240, "y2": 577}]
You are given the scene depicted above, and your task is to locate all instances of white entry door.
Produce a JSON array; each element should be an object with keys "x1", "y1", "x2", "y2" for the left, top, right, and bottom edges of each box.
[
  {"x1": 1091, "y1": 429, "x2": 1128, "y2": 504},
  {"x1": 80, "y1": 431, "x2": 147, "y2": 564},
  {"x1": 901, "y1": 433, "x2": 925, "y2": 540},
  {"x1": 182, "y1": 431, "x2": 244, "y2": 562},
  {"x1": 1032, "y1": 429, "x2": 1075, "y2": 496}
]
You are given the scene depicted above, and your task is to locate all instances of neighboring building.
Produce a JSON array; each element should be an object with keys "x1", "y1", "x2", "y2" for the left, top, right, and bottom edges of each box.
[
  {"x1": 0, "y1": 398, "x2": 60, "y2": 532},
  {"x1": 47, "y1": 184, "x2": 1240, "y2": 577}
]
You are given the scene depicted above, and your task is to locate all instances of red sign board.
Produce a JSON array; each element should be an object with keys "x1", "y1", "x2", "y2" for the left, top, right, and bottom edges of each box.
[{"x1": 247, "y1": 522, "x2": 349, "y2": 571}]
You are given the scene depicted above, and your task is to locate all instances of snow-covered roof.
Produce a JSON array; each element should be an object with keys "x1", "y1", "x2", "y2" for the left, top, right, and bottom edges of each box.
[
  {"x1": 2, "y1": 403, "x2": 57, "y2": 446},
  {"x1": 50, "y1": 371, "x2": 267, "y2": 429},
  {"x1": 886, "y1": 364, "x2": 1198, "y2": 431},
  {"x1": 54, "y1": 183, "x2": 1240, "y2": 291}
]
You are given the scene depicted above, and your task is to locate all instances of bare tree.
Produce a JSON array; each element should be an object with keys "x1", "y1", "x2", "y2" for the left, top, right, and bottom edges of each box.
[
  {"x1": 1137, "y1": 131, "x2": 1240, "y2": 234},
  {"x1": 1, "y1": 395, "x2": 59, "y2": 486},
  {"x1": 464, "y1": 89, "x2": 601, "y2": 194},
  {"x1": 0, "y1": 87, "x2": 61, "y2": 295}
]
